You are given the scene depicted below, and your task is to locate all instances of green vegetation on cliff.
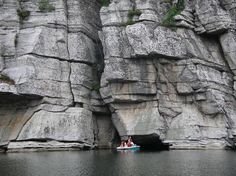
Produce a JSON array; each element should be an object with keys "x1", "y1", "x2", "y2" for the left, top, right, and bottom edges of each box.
[
  {"x1": 122, "y1": 8, "x2": 142, "y2": 26},
  {"x1": 0, "y1": 75, "x2": 15, "y2": 85},
  {"x1": 100, "y1": 0, "x2": 110, "y2": 7},
  {"x1": 17, "y1": 0, "x2": 30, "y2": 22},
  {"x1": 17, "y1": 9, "x2": 30, "y2": 21},
  {"x1": 128, "y1": 8, "x2": 142, "y2": 19},
  {"x1": 161, "y1": 0, "x2": 173, "y2": 3},
  {"x1": 162, "y1": 0, "x2": 185, "y2": 27},
  {"x1": 38, "y1": 0, "x2": 55, "y2": 12},
  {"x1": 91, "y1": 83, "x2": 101, "y2": 92}
]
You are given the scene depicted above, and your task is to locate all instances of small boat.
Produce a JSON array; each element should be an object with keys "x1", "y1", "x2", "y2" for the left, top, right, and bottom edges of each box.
[{"x1": 116, "y1": 145, "x2": 140, "y2": 151}]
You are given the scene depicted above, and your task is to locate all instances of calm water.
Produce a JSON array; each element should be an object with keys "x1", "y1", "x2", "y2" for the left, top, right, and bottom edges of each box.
[{"x1": 0, "y1": 150, "x2": 236, "y2": 176}]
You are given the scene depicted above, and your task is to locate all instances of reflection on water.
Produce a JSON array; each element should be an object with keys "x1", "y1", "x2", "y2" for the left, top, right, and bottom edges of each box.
[{"x1": 0, "y1": 150, "x2": 236, "y2": 176}]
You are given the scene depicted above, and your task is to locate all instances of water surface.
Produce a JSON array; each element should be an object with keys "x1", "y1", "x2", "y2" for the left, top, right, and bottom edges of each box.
[{"x1": 0, "y1": 150, "x2": 236, "y2": 176}]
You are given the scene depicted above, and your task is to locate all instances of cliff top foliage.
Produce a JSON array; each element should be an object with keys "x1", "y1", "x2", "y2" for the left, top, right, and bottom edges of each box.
[{"x1": 162, "y1": 0, "x2": 185, "y2": 27}]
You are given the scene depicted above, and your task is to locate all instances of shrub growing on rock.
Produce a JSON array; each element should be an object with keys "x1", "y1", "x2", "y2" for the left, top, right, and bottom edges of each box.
[
  {"x1": 162, "y1": 0, "x2": 185, "y2": 26},
  {"x1": 100, "y1": 0, "x2": 110, "y2": 7},
  {"x1": 17, "y1": 9, "x2": 30, "y2": 21},
  {"x1": 38, "y1": 0, "x2": 55, "y2": 12}
]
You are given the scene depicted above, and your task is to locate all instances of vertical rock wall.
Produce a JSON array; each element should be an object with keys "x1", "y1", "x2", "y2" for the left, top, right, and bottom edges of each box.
[
  {"x1": 1, "y1": 0, "x2": 236, "y2": 151},
  {"x1": 99, "y1": 0, "x2": 236, "y2": 149},
  {"x1": 0, "y1": 0, "x2": 115, "y2": 151}
]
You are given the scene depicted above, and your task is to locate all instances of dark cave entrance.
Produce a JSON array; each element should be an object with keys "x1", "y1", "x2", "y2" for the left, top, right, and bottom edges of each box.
[
  {"x1": 132, "y1": 134, "x2": 169, "y2": 151},
  {"x1": 117, "y1": 134, "x2": 170, "y2": 151}
]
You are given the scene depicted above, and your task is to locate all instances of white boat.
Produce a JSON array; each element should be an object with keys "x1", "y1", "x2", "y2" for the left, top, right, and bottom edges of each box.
[{"x1": 116, "y1": 145, "x2": 140, "y2": 151}]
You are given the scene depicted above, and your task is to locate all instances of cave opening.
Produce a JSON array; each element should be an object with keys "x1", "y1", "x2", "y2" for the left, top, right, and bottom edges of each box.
[
  {"x1": 133, "y1": 135, "x2": 169, "y2": 151},
  {"x1": 118, "y1": 134, "x2": 170, "y2": 151}
]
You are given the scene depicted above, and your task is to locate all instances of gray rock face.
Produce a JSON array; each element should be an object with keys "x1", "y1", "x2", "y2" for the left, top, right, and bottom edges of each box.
[
  {"x1": 99, "y1": 0, "x2": 236, "y2": 149},
  {"x1": 168, "y1": 0, "x2": 232, "y2": 34},
  {"x1": 18, "y1": 108, "x2": 95, "y2": 143},
  {"x1": 195, "y1": 0, "x2": 231, "y2": 34},
  {"x1": 0, "y1": 98, "x2": 35, "y2": 147},
  {"x1": 1, "y1": 0, "x2": 236, "y2": 151},
  {"x1": 0, "y1": 0, "x2": 115, "y2": 151},
  {"x1": 94, "y1": 114, "x2": 116, "y2": 148}
]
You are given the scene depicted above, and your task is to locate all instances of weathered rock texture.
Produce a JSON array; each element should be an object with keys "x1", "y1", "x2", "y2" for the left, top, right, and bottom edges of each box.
[
  {"x1": 1, "y1": 0, "x2": 236, "y2": 151},
  {"x1": 99, "y1": 0, "x2": 236, "y2": 149},
  {"x1": 0, "y1": 0, "x2": 115, "y2": 151}
]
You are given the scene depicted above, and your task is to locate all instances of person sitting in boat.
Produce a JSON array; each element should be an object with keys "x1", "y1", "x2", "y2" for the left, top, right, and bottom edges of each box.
[
  {"x1": 119, "y1": 141, "x2": 127, "y2": 147},
  {"x1": 127, "y1": 136, "x2": 134, "y2": 147}
]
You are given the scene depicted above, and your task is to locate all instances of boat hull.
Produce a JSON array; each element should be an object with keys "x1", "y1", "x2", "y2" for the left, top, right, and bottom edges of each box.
[{"x1": 116, "y1": 146, "x2": 140, "y2": 151}]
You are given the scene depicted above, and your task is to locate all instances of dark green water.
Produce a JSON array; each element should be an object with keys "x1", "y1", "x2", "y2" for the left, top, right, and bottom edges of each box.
[{"x1": 0, "y1": 150, "x2": 236, "y2": 176}]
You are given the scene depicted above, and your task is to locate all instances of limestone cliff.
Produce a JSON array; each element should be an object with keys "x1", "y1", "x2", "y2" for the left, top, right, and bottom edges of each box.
[
  {"x1": 0, "y1": 0, "x2": 115, "y2": 151},
  {"x1": 1, "y1": 0, "x2": 236, "y2": 151},
  {"x1": 99, "y1": 0, "x2": 236, "y2": 149}
]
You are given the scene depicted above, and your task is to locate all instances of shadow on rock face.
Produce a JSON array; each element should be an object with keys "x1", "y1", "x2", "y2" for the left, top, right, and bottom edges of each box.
[
  {"x1": 132, "y1": 134, "x2": 169, "y2": 151},
  {"x1": 0, "y1": 93, "x2": 42, "y2": 103}
]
